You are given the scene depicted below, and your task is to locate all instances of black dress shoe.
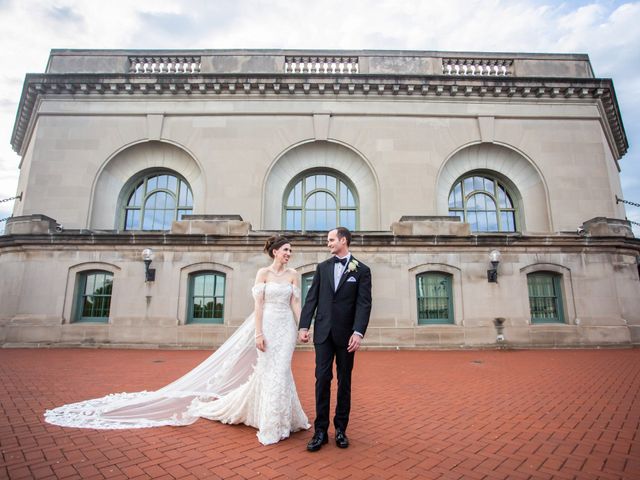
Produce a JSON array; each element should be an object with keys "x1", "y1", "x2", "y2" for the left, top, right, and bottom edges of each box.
[
  {"x1": 335, "y1": 429, "x2": 349, "y2": 448},
  {"x1": 307, "y1": 431, "x2": 328, "y2": 452}
]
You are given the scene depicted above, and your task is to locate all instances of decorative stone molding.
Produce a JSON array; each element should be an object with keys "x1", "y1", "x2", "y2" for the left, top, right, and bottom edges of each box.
[
  {"x1": 442, "y1": 57, "x2": 513, "y2": 76},
  {"x1": 171, "y1": 215, "x2": 251, "y2": 235},
  {"x1": 129, "y1": 56, "x2": 201, "y2": 74},
  {"x1": 11, "y1": 74, "x2": 628, "y2": 161},
  {"x1": 581, "y1": 217, "x2": 635, "y2": 238},
  {"x1": 5, "y1": 214, "x2": 60, "y2": 235},
  {"x1": 391, "y1": 216, "x2": 471, "y2": 236},
  {"x1": 285, "y1": 56, "x2": 358, "y2": 74}
]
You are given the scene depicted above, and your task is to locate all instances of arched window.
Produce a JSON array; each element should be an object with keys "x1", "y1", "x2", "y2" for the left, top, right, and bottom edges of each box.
[
  {"x1": 122, "y1": 171, "x2": 193, "y2": 230},
  {"x1": 448, "y1": 173, "x2": 517, "y2": 232},
  {"x1": 74, "y1": 270, "x2": 113, "y2": 323},
  {"x1": 283, "y1": 171, "x2": 358, "y2": 231},
  {"x1": 416, "y1": 272, "x2": 453, "y2": 324},
  {"x1": 527, "y1": 272, "x2": 564, "y2": 323},
  {"x1": 188, "y1": 272, "x2": 226, "y2": 324}
]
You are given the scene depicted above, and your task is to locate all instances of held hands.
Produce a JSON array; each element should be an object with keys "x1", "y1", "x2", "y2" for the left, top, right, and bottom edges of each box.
[
  {"x1": 298, "y1": 329, "x2": 310, "y2": 343},
  {"x1": 347, "y1": 333, "x2": 362, "y2": 352}
]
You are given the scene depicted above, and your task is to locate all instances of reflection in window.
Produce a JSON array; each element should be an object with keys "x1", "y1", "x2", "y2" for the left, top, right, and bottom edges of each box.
[
  {"x1": 301, "y1": 272, "x2": 315, "y2": 305},
  {"x1": 124, "y1": 172, "x2": 193, "y2": 230},
  {"x1": 448, "y1": 174, "x2": 516, "y2": 232},
  {"x1": 416, "y1": 273, "x2": 453, "y2": 324},
  {"x1": 75, "y1": 271, "x2": 113, "y2": 322},
  {"x1": 188, "y1": 272, "x2": 225, "y2": 324},
  {"x1": 284, "y1": 172, "x2": 357, "y2": 231},
  {"x1": 528, "y1": 272, "x2": 564, "y2": 323}
]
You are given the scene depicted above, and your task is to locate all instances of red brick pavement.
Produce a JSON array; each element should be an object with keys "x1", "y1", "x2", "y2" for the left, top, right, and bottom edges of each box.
[{"x1": 1, "y1": 348, "x2": 639, "y2": 479}]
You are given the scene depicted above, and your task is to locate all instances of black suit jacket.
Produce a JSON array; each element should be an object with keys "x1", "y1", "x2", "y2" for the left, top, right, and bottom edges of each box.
[{"x1": 299, "y1": 256, "x2": 372, "y2": 346}]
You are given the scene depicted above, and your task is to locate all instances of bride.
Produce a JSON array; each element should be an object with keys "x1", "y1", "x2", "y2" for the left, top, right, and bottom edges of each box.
[{"x1": 44, "y1": 236, "x2": 310, "y2": 445}]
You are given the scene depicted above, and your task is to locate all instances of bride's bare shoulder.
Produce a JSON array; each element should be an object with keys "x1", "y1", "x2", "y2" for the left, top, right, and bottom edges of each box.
[{"x1": 255, "y1": 268, "x2": 269, "y2": 283}]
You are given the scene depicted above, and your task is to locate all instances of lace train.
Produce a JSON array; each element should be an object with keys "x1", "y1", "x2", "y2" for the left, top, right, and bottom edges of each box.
[{"x1": 44, "y1": 283, "x2": 310, "y2": 445}]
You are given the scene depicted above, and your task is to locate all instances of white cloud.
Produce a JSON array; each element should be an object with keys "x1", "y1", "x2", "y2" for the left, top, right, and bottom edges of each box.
[{"x1": 1, "y1": 0, "x2": 639, "y2": 235}]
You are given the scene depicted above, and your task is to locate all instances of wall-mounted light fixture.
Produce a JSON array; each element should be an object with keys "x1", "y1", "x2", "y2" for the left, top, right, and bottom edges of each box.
[
  {"x1": 487, "y1": 249, "x2": 501, "y2": 283},
  {"x1": 142, "y1": 248, "x2": 156, "y2": 282}
]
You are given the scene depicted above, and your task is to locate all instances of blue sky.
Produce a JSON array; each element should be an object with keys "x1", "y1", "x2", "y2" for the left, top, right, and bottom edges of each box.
[{"x1": 0, "y1": 0, "x2": 638, "y2": 234}]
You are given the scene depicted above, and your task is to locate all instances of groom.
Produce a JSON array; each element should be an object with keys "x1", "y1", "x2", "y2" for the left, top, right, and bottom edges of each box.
[{"x1": 299, "y1": 227, "x2": 372, "y2": 451}]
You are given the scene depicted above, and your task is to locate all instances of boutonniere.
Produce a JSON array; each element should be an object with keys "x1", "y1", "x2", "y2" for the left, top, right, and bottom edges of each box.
[{"x1": 347, "y1": 259, "x2": 359, "y2": 273}]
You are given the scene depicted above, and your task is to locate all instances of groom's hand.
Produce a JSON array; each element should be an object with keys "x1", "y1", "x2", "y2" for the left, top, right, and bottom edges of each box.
[
  {"x1": 347, "y1": 333, "x2": 362, "y2": 352},
  {"x1": 298, "y1": 329, "x2": 310, "y2": 343}
]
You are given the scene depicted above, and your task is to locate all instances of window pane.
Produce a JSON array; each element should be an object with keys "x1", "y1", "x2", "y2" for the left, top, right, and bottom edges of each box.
[
  {"x1": 468, "y1": 211, "x2": 478, "y2": 231},
  {"x1": 528, "y1": 273, "x2": 561, "y2": 323},
  {"x1": 305, "y1": 210, "x2": 316, "y2": 230},
  {"x1": 327, "y1": 176, "x2": 336, "y2": 193},
  {"x1": 464, "y1": 177, "x2": 473, "y2": 194},
  {"x1": 501, "y1": 211, "x2": 515, "y2": 232},
  {"x1": 294, "y1": 182, "x2": 302, "y2": 205},
  {"x1": 307, "y1": 193, "x2": 316, "y2": 209},
  {"x1": 340, "y1": 182, "x2": 348, "y2": 206},
  {"x1": 78, "y1": 271, "x2": 113, "y2": 322},
  {"x1": 286, "y1": 210, "x2": 294, "y2": 229},
  {"x1": 488, "y1": 212, "x2": 498, "y2": 231},
  {"x1": 178, "y1": 180, "x2": 187, "y2": 206},
  {"x1": 189, "y1": 273, "x2": 225, "y2": 323},
  {"x1": 167, "y1": 175, "x2": 177, "y2": 192},
  {"x1": 340, "y1": 210, "x2": 356, "y2": 230},
  {"x1": 124, "y1": 173, "x2": 191, "y2": 231},
  {"x1": 128, "y1": 183, "x2": 144, "y2": 207},
  {"x1": 484, "y1": 178, "x2": 495, "y2": 195},
  {"x1": 498, "y1": 186, "x2": 508, "y2": 208},
  {"x1": 306, "y1": 176, "x2": 316, "y2": 192},
  {"x1": 285, "y1": 172, "x2": 358, "y2": 231},
  {"x1": 417, "y1": 273, "x2": 452, "y2": 324}
]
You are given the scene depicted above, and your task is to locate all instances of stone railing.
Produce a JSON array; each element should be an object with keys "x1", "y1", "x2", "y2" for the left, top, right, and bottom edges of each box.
[
  {"x1": 284, "y1": 56, "x2": 359, "y2": 74},
  {"x1": 442, "y1": 58, "x2": 513, "y2": 76},
  {"x1": 129, "y1": 56, "x2": 201, "y2": 74}
]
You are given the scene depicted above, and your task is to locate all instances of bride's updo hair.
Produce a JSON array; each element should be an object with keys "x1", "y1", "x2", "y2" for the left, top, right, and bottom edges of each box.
[{"x1": 264, "y1": 235, "x2": 291, "y2": 258}]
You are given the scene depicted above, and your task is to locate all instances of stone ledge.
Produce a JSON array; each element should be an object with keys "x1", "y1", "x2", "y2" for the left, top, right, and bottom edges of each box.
[
  {"x1": 582, "y1": 217, "x2": 635, "y2": 238},
  {"x1": 170, "y1": 215, "x2": 251, "y2": 235},
  {"x1": 4, "y1": 214, "x2": 59, "y2": 235},
  {"x1": 391, "y1": 216, "x2": 471, "y2": 236}
]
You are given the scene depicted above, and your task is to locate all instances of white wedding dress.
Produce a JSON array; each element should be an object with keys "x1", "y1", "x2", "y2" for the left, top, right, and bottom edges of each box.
[{"x1": 44, "y1": 282, "x2": 310, "y2": 445}]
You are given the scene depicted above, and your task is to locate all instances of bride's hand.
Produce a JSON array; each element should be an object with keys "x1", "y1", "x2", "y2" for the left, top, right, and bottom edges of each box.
[{"x1": 255, "y1": 334, "x2": 266, "y2": 352}]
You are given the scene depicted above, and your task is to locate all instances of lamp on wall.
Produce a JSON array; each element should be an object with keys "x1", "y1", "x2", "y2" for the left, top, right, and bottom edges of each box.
[
  {"x1": 142, "y1": 248, "x2": 156, "y2": 282},
  {"x1": 487, "y1": 249, "x2": 501, "y2": 283}
]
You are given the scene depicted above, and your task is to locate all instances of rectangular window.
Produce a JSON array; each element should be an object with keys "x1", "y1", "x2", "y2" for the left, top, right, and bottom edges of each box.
[
  {"x1": 75, "y1": 271, "x2": 113, "y2": 323},
  {"x1": 301, "y1": 272, "x2": 315, "y2": 305},
  {"x1": 188, "y1": 272, "x2": 225, "y2": 324},
  {"x1": 416, "y1": 273, "x2": 454, "y2": 324},
  {"x1": 528, "y1": 273, "x2": 564, "y2": 323}
]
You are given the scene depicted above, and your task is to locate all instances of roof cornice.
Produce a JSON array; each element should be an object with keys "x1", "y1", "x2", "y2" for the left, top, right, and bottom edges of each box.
[{"x1": 11, "y1": 73, "x2": 628, "y2": 160}]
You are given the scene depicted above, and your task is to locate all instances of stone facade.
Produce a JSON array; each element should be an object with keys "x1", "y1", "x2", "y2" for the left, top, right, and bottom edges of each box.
[{"x1": 1, "y1": 49, "x2": 639, "y2": 348}]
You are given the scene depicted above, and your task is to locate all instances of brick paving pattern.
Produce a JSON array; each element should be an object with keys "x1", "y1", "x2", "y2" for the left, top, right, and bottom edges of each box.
[{"x1": 1, "y1": 348, "x2": 639, "y2": 479}]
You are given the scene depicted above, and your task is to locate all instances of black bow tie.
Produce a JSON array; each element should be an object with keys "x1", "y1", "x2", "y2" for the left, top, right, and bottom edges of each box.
[{"x1": 334, "y1": 257, "x2": 348, "y2": 266}]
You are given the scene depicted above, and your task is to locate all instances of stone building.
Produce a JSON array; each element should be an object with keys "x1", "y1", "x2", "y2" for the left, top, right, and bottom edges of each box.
[{"x1": 1, "y1": 49, "x2": 639, "y2": 348}]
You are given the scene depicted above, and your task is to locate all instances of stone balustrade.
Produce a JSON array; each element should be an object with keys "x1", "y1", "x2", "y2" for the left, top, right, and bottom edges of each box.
[
  {"x1": 284, "y1": 56, "x2": 359, "y2": 74},
  {"x1": 443, "y1": 58, "x2": 513, "y2": 76},
  {"x1": 129, "y1": 56, "x2": 201, "y2": 74}
]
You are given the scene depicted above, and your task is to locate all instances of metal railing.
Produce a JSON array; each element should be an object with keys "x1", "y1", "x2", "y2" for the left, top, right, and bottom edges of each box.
[
  {"x1": 616, "y1": 195, "x2": 640, "y2": 227},
  {"x1": 0, "y1": 193, "x2": 21, "y2": 223}
]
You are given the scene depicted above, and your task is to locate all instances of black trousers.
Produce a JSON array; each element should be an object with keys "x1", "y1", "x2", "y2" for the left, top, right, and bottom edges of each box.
[{"x1": 314, "y1": 337, "x2": 355, "y2": 432}]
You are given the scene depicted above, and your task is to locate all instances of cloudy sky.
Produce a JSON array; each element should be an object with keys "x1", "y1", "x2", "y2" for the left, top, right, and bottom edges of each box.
[{"x1": 0, "y1": 0, "x2": 639, "y2": 234}]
